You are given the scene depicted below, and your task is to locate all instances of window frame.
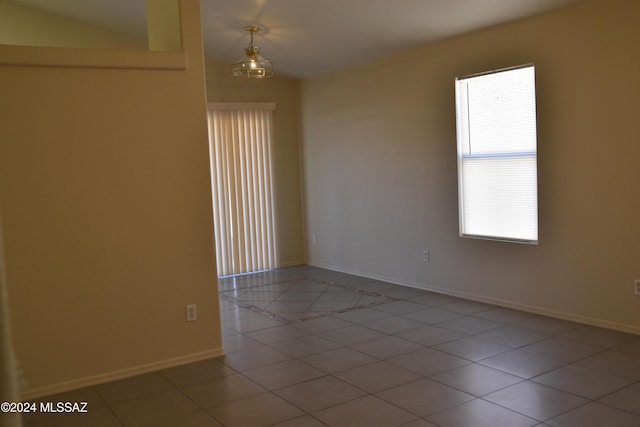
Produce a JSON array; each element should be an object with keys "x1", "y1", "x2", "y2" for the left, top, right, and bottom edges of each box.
[{"x1": 455, "y1": 64, "x2": 539, "y2": 245}]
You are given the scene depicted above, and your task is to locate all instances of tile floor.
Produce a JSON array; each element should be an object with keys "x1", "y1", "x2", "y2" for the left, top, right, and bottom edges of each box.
[{"x1": 23, "y1": 265, "x2": 640, "y2": 426}]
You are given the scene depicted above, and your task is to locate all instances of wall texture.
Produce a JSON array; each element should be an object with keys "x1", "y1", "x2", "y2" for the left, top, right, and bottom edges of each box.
[
  {"x1": 205, "y1": 59, "x2": 305, "y2": 268},
  {"x1": 301, "y1": 0, "x2": 640, "y2": 333},
  {"x1": 0, "y1": 0, "x2": 222, "y2": 398},
  {"x1": 0, "y1": 0, "x2": 146, "y2": 50}
]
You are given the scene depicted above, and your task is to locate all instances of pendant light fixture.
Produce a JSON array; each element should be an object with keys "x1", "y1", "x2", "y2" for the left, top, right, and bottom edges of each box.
[{"x1": 231, "y1": 25, "x2": 274, "y2": 79}]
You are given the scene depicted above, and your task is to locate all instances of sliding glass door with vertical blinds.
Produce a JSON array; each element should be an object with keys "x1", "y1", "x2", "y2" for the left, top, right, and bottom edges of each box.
[{"x1": 207, "y1": 103, "x2": 278, "y2": 277}]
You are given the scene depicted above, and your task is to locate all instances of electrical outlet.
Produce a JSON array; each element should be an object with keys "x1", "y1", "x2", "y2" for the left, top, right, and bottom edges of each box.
[
  {"x1": 634, "y1": 280, "x2": 640, "y2": 296},
  {"x1": 186, "y1": 304, "x2": 197, "y2": 321},
  {"x1": 423, "y1": 250, "x2": 430, "y2": 263}
]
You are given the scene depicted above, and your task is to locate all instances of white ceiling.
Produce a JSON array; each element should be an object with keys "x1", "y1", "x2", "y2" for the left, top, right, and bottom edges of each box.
[{"x1": 10, "y1": 0, "x2": 584, "y2": 78}]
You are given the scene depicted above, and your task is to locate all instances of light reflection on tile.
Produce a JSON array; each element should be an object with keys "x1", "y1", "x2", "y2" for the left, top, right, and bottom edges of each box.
[{"x1": 484, "y1": 381, "x2": 588, "y2": 421}]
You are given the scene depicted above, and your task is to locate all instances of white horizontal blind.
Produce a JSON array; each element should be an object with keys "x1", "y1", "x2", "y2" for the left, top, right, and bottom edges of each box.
[
  {"x1": 207, "y1": 103, "x2": 278, "y2": 276},
  {"x1": 455, "y1": 65, "x2": 538, "y2": 243}
]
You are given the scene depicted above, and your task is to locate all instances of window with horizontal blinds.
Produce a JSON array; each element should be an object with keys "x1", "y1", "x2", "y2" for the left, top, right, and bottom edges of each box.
[
  {"x1": 455, "y1": 65, "x2": 538, "y2": 244},
  {"x1": 207, "y1": 103, "x2": 278, "y2": 276}
]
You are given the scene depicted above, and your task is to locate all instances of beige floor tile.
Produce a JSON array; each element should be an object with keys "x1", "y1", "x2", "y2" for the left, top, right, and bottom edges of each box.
[
  {"x1": 472, "y1": 306, "x2": 536, "y2": 324},
  {"x1": 376, "y1": 378, "x2": 474, "y2": 416},
  {"x1": 477, "y1": 325, "x2": 548, "y2": 348},
  {"x1": 576, "y1": 350, "x2": 640, "y2": 381},
  {"x1": 388, "y1": 347, "x2": 469, "y2": 376},
  {"x1": 334, "y1": 361, "x2": 420, "y2": 393},
  {"x1": 429, "y1": 363, "x2": 524, "y2": 396},
  {"x1": 136, "y1": 409, "x2": 223, "y2": 427},
  {"x1": 520, "y1": 337, "x2": 604, "y2": 363},
  {"x1": 514, "y1": 316, "x2": 581, "y2": 335},
  {"x1": 560, "y1": 326, "x2": 637, "y2": 348},
  {"x1": 275, "y1": 376, "x2": 366, "y2": 412},
  {"x1": 319, "y1": 324, "x2": 386, "y2": 345},
  {"x1": 23, "y1": 408, "x2": 123, "y2": 427},
  {"x1": 612, "y1": 336, "x2": 640, "y2": 356},
  {"x1": 221, "y1": 333, "x2": 262, "y2": 353},
  {"x1": 245, "y1": 324, "x2": 311, "y2": 344},
  {"x1": 313, "y1": 395, "x2": 417, "y2": 427},
  {"x1": 484, "y1": 381, "x2": 588, "y2": 421},
  {"x1": 271, "y1": 415, "x2": 327, "y2": 427},
  {"x1": 225, "y1": 314, "x2": 285, "y2": 333},
  {"x1": 332, "y1": 307, "x2": 393, "y2": 324},
  {"x1": 426, "y1": 398, "x2": 537, "y2": 427},
  {"x1": 546, "y1": 402, "x2": 640, "y2": 427},
  {"x1": 401, "y1": 308, "x2": 462, "y2": 325},
  {"x1": 434, "y1": 337, "x2": 512, "y2": 361},
  {"x1": 598, "y1": 383, "x2": 640, "y2": 415},
  {"x1": 440, "y1": 300, "x2": 495, "y2": 315},
  {"x1": 363, "y1": 316, "x2": 424, "y2": 334},
  {"x1": 268, "y1": 335, "x2": 341, "y2": 358},
  {"x1": 398, "y1": 419, "x2": 439, "y2": 427},
  {"x1": 218, "y1": 344, "x2": 290, "y2": 372},
  {"x1": 208, "y1": 392, "x2": 303, "y2": 427},
  {"x1": 371, "y1": 300, "x2": 426, "y2": 315},
  {"x1": 478, "y1": 349, "x2": 567, "y2": 378},
  {"x1": 242, "y1": 359, "x2": 326, "y2": 390},
  {"x1": 291, "y1": 316, "x2": 352, "y2": 334},
  {"x1": 406, "y1": 293, "x2": 460, "y2": 307},
  {"x1": 397, "y1": 325, "x2": 465, "y2": 346},
  {"x1": 436, "y1": 315, "x2": 502, "y2": 335},
  {"x1": 94, "y1": 373, "x2": 175, "y2": 405},
  {"x1": 110, "y1": 390, "x2": 202, "y2": 427},
  {"x1": 300, "y1": 347, "x2": 378, "y2": 373},
  {"x1": 350, "y1": 335, "x2": 424, "y2": 359},
  {"x1": 180, "y1": 374, "x2": 266, "y2": 408},
  {"x1": 32, "y1": 387, "x2": 107, "y2": 411},
  {"x1": 160, "y1": 358, "x2": 235, "y2": 388},
  {"x1": 532, "y1": 364, "x2": 633, "y2": 399}
]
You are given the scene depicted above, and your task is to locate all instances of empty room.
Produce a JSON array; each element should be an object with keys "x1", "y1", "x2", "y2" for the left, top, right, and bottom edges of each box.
[{"x1": 1, "y1": 0, "x2": 639, "y2": 426}]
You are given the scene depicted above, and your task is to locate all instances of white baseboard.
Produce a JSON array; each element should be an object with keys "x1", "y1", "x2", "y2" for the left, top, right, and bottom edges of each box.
[
  {"x1": 308, "y1": 261, "x2": 640, "y2": 336},
  {"x1": 20, "y1": 347, "x2": 225, "y2": 400}
]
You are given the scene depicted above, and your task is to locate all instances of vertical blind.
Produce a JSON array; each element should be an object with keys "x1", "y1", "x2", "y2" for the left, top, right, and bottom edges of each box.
[
  {"x1": 207, "y1": 103, "x2": 278, "y2": 276},
  {"x1": 455, "y1": 65, "x2": 538, "y2": 243}
]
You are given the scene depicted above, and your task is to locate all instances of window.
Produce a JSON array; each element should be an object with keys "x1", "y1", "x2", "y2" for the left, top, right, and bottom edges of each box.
[
  {"x1": 207, "y1": 103, "x2": 278, "y2": 276},
  {"x1": 455, "y1": 64, "x2": 538, "y2": 244}
]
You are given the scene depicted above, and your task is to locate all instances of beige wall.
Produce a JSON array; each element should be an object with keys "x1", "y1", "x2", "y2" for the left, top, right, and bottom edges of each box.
[
  {"x1": 205, "y1": 60, "x2": 305, "y2": 267},
  {"x1": 0, "y1": 0, "x2": 146, "y2": 50},
  {"x1": 0, "y1": 0, "x2": 222, "y2": 398},
  {"x1": 301, "y1": 0, "x2": 640, "y2": 333}
]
